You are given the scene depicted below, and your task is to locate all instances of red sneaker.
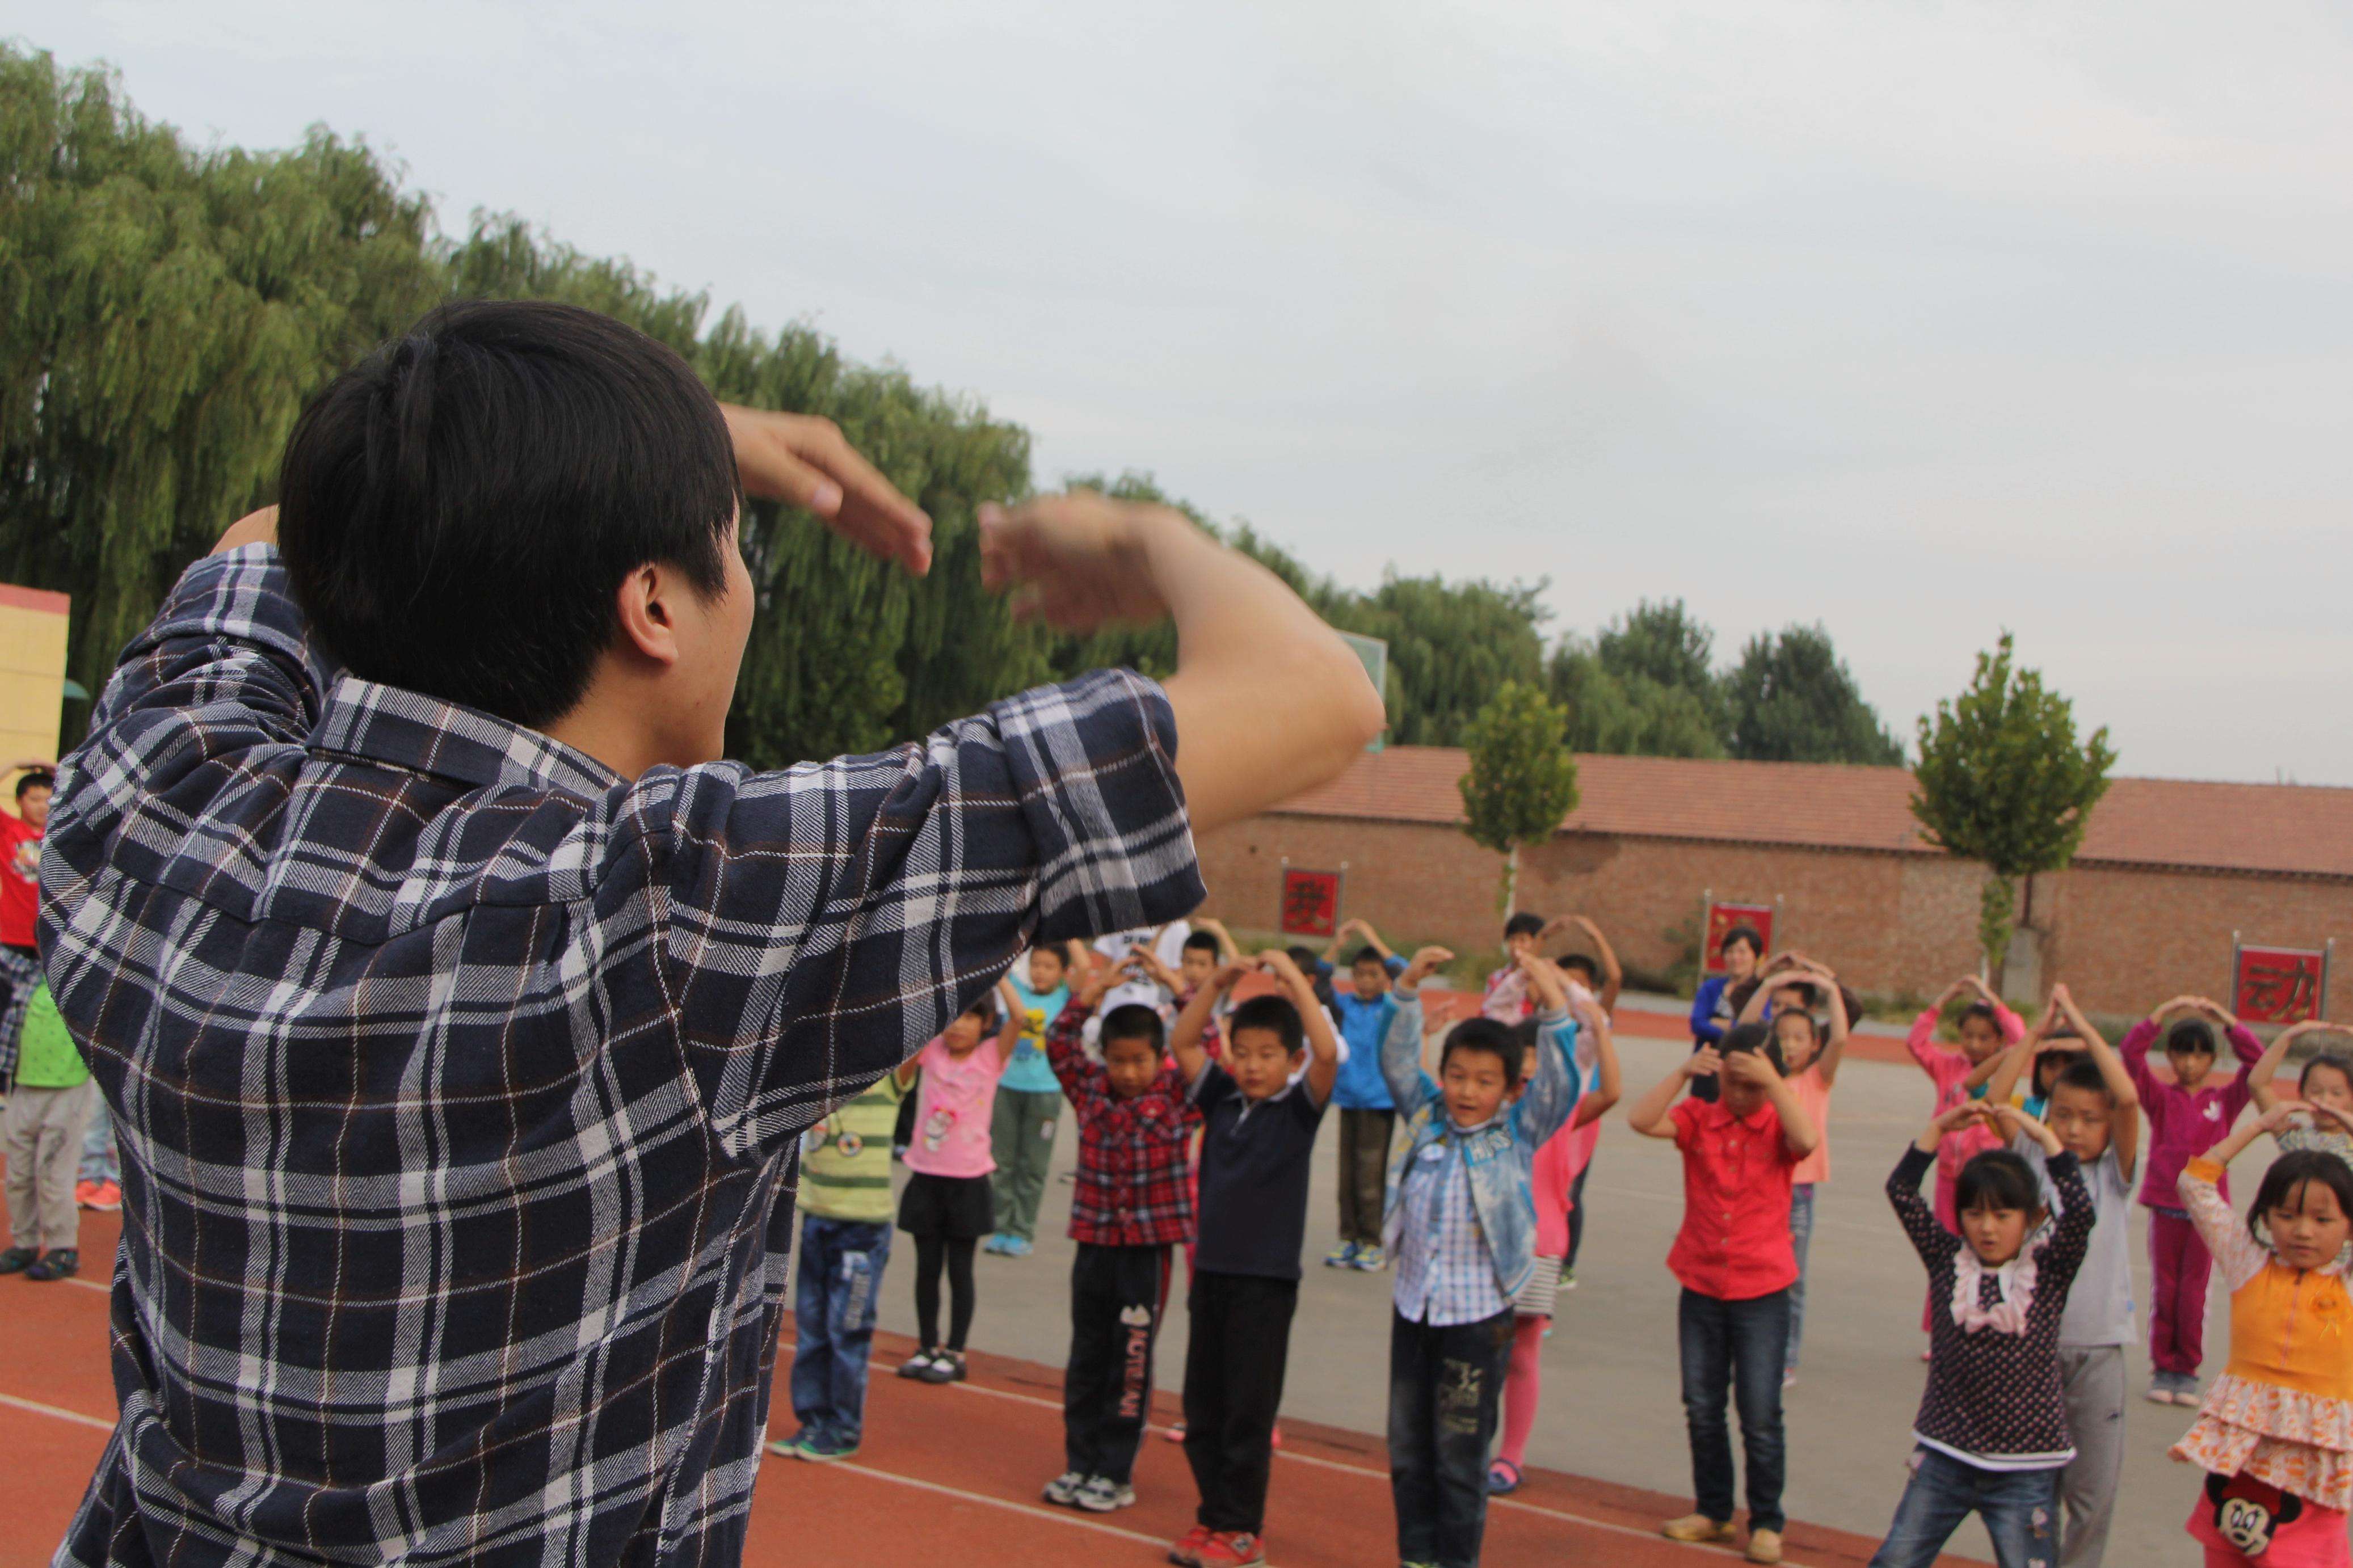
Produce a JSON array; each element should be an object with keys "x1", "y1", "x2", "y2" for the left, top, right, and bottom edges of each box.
[
  {"x1": 74, "y1": 1181, "x2": 99, "y2": 1209},
  {"x1": 1167, "y1": 1524, "x2": 1213, "y2": 1566},
  {"x1": 1197, "y1": 1532, "x2": 1265, "y2": 1566},
  {"x1": 89, "y1": 1181, "x2": 121, "y2": 1212}
]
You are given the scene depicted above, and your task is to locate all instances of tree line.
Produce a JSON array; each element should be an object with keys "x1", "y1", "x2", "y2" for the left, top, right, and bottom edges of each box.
[{"x1": 2, "y1": 45, "x2": 1902, "y2": 773}]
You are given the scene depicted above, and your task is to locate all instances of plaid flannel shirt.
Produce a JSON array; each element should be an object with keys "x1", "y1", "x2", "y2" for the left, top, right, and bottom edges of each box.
[
  {"x1": 41, "y1": 546, "x2": 1202, "y2": 1568},
  {"x1": 1043, "y1": 1001, "x2": 1201, "y2": 1247}
]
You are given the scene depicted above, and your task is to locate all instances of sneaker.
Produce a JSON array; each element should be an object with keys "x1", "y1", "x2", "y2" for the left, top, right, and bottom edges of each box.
[
  {"x1": 2145, "y1": 1381, "x2": 2176, "y2": 1405},
  {"x1": 1558, "y1": 1261, "x2": 1577, "y2": 1290},
  {"x1": 1270, "y1": 1423, "x2": 1282, "y2": 1451},
  {"x1": 0, "y1": 1246, "x2": 36, "y2": 1274},
  {"x1": 1782, "y1": 1368, "x2": 1798, "y2": 1389},
  {"x1": 797, "y1": 1431, "x2": 859, "y2": 1462},
  {"x1": 1660, "y1": 1514, "x2": 1737, "y2": 1544},
  {"x1": 765, "y1": 1432, "x2": 810, "y2": 1459},
  {"x1": 1486, "y1": 1458, "x2": 1523, "y2": 1495},
  {"x1": 1745, "y1": 1525, "x2": 1784, "y2": 1564},
  {"x1": 1002, "y1": 1236, "x2": 1033, "y2": 1258},
  {"x1": 74, "y1": 1181, "x2": 100, "y2": 1209},
  {"x1": 25, "y1": 1248, "x2": 78, "y2": 1282},
  {"x1": 1196, "y1": 1531, "x2": 1265, "y2": 1566},
  {"x1": 1167, "y1": 1524, "x2": 1213, "y2": 1566},
  {"x1": 2173, "y1": 1379, "x2": 2204, "y2": 1406},
  {"x1": 898, "y1": 1350, "x2": 939, "y2": 1380},
  {"x1": 1163, "y1": 1419, "x2": 1187, "y2": 1444},
  {"x1": 919, "y1": 1348, "x2": 967, "y2": 1384},
  {"x1": 1042, "y1": 1470, "x2": 1088, "y2": 1507},
  {"x1": 88, "y1": 1181, "x2": 121, "y2": 1212},
  {"x1": 982, "y1": 1236, "x2": 1011, "y2": 1256},
  {"x1": 1350, "y1": 1244, "x2": 1386, "y2": 1271},
  {"x1": 1072, "y1": 1475, "x2": 1134, "y2": 1512},
  {"x1": 1324, "y1": 1241, "x2": 1361, "y2": 1268}
]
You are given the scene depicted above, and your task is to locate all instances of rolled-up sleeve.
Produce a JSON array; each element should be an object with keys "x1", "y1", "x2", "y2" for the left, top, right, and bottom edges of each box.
[{"x1": 646, "y1": 668, "x2": 1203, "y2": 1157}]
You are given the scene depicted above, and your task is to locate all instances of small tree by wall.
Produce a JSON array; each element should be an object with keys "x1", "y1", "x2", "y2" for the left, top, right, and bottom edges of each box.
[
  {"x1": 1911, "y1": 633, "x2": 2116, "y2": 977},
  {"x1": 1459, "y1": 681, "x2": 1581, "y2": 915}
]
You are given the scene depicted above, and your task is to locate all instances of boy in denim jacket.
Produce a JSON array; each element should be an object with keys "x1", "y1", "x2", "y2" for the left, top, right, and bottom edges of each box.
[{"x1": 1380, "y1": 947, "x2": 1583, "y2": 1568}]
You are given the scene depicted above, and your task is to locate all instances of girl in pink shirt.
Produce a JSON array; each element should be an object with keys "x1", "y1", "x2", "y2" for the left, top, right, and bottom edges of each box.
[
  {"x1": 1905, "y1": 975, "x2": 2026, "y2": 1342},
  {"x1": 895, "y1": 979, "x2": 1022, "y2": 1384}
]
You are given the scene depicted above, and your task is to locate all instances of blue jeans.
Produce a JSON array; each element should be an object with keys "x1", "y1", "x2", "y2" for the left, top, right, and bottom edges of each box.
[
  {"x1": 791, "y1": 1215, "x2": 892, "y2": 1446},
  {"x1": 1870, "y1": 1448, "x2": 2059, "y2": 1568},
  {"x1": 1678, "y1": 1287, "x2": 1788, "y2": 1532},
  {"x1": 1388, "y1": 1307, "x2": 1515, "y2": 1568},
  {"x1": 1786, "y1": 1185, "x2": 1815, "y2": 1370}
]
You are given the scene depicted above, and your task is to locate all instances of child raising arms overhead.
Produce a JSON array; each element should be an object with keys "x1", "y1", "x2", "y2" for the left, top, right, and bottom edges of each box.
[
  {"x1": 1739, "y1": 966, "x2": 1853, "y2": 1385},
  {"x1": 2170, "y1": 1105, "x2": 2353, "y2": 1567},
  {"x1": 1872, "y1": 1101, "x2": 2095, "y2": 1568},
  {"x1": 1906, "y1": 976, "x2": 2027, "y2": 1343},
  {"x1": 894, "y1": 979, "x2": 1024, "y2": 1385},
  {"x1": 2249, "y1": 1022, "x2": 2353, "y2": 1172}
]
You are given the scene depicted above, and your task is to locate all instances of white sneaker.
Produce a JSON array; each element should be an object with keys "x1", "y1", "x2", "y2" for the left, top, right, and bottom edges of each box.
[
  {"x1": 1042, "y1": 1470, "x2": 1087, "y2": 1506},
  {"x1": 1073, "y1": 1476, "x2": 1134, "y2": 1512}
]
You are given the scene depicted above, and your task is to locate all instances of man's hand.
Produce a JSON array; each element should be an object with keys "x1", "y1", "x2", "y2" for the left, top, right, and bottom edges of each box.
[
  {"x1": 720, "y1": 404, "x2": 932, "y2": 575},
  {"x1": 213, "y1": 506, "x2": 280, "y2": 554},
  {"x1": 978, "y1": 493, "x2": 1178, "y2": 631}
]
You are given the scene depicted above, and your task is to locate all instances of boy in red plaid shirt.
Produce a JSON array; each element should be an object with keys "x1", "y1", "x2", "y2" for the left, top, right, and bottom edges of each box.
[{"x1": 1040, "y1": 960, "x2": 1204, "y2": 1515}]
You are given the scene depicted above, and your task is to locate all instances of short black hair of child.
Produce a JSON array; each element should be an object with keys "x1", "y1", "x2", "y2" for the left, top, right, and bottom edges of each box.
[
  {"x1": 961, "y1": 989, "x2": 1003, "y2": 1031},
  {"x1": 2300, "y1": 1054, "x2": 2353, "y2": 1098},
  {"x1": 1098, "y1": 1003, "x2": 1166, "y2": 1058},
  {"x1": 2051, "y1": 1058, "x2": 2115, "y2": 1102},
  {"x1": 1719, "y1": 924, "x2": 1764, "y2": 959},
  {"x1": 2034, "y1": 1046, "x2": 2086, "y2": 1092},
  {"x1": 1721, "y1": 1019, "x2": 1784, "y2": 1076},
  {"x1": 277, "y1": 299, "x2": 740, "y2": 730},
  {"x1": 14, "y1": 769, "x2": 53, "y2": 800},
  {"x1": 1285, "y1": 945, "x2": 1321, "y2": 972},
  {"x1": 2166, "y1": 1018, "x2": 2219, "y2": 1057},
  {"x1": 2248, "y1": 1150, "x2": 2353, "y2": 1249},
  {"x1": 1503, "y1": 912, "x2": 1547, "y2": 941},
  {"x1": 1959, "y1": 1001, "x2": 2001, "y2": 1031},
  {"x1": 1228, "y1": 993, "x2": 1305, "y2": 1055},
  {"x1": 1445, "y1": 1017, "x2": 1523, "y2": 1088},
  {"x1": 1559, "y1": 954, "x2": 1598, "y2": 983},
  {"x1": 1774, "y1": 1008, "x2": 1820, "y2": 1046},
  {"x1": 1956, "y1": 1149, "x2": 2044, "y2": 1215},
  {"x1": 1349, "y1": 946, "x2": 1386, "y2": 970},
  {"x1": 1181, "y1": 929, "x2": 1221, "y2": 958}
]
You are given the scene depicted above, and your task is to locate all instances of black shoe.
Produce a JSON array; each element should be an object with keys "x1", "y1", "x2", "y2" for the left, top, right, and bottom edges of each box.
[
  {"x1": 0, "y1": 1246, "x2": 36, "y2": 1274},
  {"x1": 919, "y1": 1349, "x2": 967, "y2": 1384},
  {"x1": 25, "y1": 1249, "x2": 77, "y2": 1282}
]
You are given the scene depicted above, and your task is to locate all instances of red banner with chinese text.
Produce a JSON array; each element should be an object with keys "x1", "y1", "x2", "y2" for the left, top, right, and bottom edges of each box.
[
  {"x1": 2234, "y1": 944, "x2": 2327, "y2": 1025},
  {"x1": 1279, "y1": 869, "x2": 1342, "y2": 939}
]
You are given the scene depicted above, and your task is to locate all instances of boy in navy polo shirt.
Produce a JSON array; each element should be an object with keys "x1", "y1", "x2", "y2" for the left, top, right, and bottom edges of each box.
[{"x1": 1165, "y1": 950, "x2": 1340, "y2": 1568}]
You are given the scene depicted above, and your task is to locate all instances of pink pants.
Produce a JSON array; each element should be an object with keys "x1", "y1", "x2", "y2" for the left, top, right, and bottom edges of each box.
[{"x1": 2150, "y1": 1208, "x2": 2214, "y2": 1377}]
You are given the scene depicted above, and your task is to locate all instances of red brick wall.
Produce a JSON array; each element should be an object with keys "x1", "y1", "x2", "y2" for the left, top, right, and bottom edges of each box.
[{"x1": 1192, "y1": 812, "x2": 2353, "y2": 1017}]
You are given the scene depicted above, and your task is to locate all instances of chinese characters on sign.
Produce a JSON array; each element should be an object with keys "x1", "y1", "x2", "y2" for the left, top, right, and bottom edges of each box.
[
  {"x1": 1703, "y1": 901, "x2": 1777, "y2": 976},
  {"x1": 2233, "y1": 943, "x2": 2329, "y2": 1025},
  {"x1": 1279, "y1": 869, "x2": 1342, "y2": 939}
]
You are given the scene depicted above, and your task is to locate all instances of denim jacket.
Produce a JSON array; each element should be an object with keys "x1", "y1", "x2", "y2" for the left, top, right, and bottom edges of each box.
[{"x1": 1379, "y1": 987, "x2": 1580, "y2": 1300}]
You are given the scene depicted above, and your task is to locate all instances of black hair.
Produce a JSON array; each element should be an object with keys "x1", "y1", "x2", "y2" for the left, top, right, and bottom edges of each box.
[
  {"x1": 2050, "y1": 1058, "x2": 2115, "y2": 1102},
  {"x1": 1181, "y1": 930, "x2": 1220, "y2": 958},
  {"x1": 1719, "y1": 924, "x2": 1763, "y2": 959},
  {"x1": 1097, "y1": 1003, "x2": 1166, "y2": 1057},
  {"x1": 1348, "y1": 946, "x2": 1387, "y2": 970},
  {"x1": 2166, "y1": 1018, "x2": 2218, "y2": 1057},
  {"x1": 2249, "y1": 1150, "x2": 2353, "y2": 1249},
  {"x1": 1774, "y1": 1008, "x2": 1821, "y2": 1047},
  {"x1": 1956, "y1": 1149, "x2": 2044, "y2": 1216},
  {"x1": 1443, "y1": 1017, "x2": 1523, "y2": 1088},
  {"x1": 2300, "y1": 1053, "x2": 2353, "y2": 1098},
  {"x1": 14, "y1": 769, "x2": 53, "y2": 800},
  {"x1": 960, "y1": 990, "x2": 1003, "y2": 1032},
  {"x1": 1228, "y1": 993, "x2": 1305, "y2": 1055},
  {"x1": 1721, "y1": 1020, "x2": 1784, "y2": 1076},
  {"x1": 1503, "y1": 912, "x2": 1547, "y2": 941},
  {"x1": 1559, "y1": 954, "x2": 1598, "y2": 983},
  {"x1": 277, "y1": 299, "x2": 740, "y2": 728},
  {"x1": 2034, "y1": 1047, "x2": 2086, "y2": 1093},
  {"x1": 1959, "y1": 1001, "x2": 2001, "y2": 1032},
  {"x1": 1026, "y1": 944, "x2": 1068, "y2": 971},
  {"x1": 1285, "y1": 945, "x2": 1321, "y2": 971}
]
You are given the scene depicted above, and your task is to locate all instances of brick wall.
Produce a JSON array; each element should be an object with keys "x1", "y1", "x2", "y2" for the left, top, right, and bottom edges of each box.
[{"x1": 1193, "y1": 812, "x2": 2353, "y2": 1017}]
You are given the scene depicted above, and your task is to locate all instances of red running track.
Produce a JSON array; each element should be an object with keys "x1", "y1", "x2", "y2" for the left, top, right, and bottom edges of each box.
[{"x1": 0, "y1": 1209, "x2": 1986, "y2": 1567}]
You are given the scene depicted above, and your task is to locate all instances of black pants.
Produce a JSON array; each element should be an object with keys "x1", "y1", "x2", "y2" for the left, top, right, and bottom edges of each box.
[
  {"x1": 1182, "y1": 1270, "x2": 1298, "y2": 1533},
  {"x1": 912, "y1": 1235, "x2": 976, "y2": 1351},
  {"x1": 1389, "y1": 1307, "x2": 1516, "y2": 1568},
  {"x1": 1565, "y1": 1158, "x2": 1593, "y2": 1267},
  {"x1": 1064, "y1": 1242, "x2": 1173, "y2": 1484}
]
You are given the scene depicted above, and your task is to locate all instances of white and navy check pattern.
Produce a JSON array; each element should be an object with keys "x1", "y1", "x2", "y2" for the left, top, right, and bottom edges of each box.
[
  {"x1": 1391, "y1": 1121, "x2": 1511, "y2": 1327},
  {"x1": 40, "y1": 546, "x2": 1202, "y2": 1568}
]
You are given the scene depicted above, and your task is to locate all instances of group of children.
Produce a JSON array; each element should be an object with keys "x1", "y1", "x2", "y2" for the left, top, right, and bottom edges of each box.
[{"x1": 778, "y1": 904, "x2": 2353, "y2": 1568}]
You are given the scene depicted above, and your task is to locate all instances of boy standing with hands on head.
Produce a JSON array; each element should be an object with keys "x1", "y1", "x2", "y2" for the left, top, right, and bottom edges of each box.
[
  {"x1": 1325, "y1": 916, "x2": 1408, "y2": 1271},
  {"x1": 1166, "y1": 950, "x2": 1339, "y2": 1568},
  {"x1": 1628, "y1": 1021, "x2": 1820, "y2": 1566}
]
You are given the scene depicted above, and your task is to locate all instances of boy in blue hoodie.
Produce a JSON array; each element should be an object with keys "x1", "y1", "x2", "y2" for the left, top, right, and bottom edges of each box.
[
  {"x1": 1381, "y1": 946, "x2": 1581, "y2": 1568},
  {"x1": 1324, "y1": 917, "x2": 1407, "y2": 1270}
]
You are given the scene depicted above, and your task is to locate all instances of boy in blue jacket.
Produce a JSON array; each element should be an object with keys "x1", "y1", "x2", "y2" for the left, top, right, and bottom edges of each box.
[
  {"x1": 1325, "y1": 917, "x2": 1408, "y2": 1270},
  {"x1": 1381, "y1": 945, "x2": 1582, "y2": 1568}
]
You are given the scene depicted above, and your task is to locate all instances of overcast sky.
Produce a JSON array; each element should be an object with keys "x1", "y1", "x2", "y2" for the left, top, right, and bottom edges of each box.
[{"x1": 25, "y1": 2, "x2": 2353, "y2": 783}]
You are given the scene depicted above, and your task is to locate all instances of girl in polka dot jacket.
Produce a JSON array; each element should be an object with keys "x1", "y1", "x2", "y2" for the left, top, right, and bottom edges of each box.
[{"x1": 1874, "y1": 1101, "x2": 2094, "y2": 1568}]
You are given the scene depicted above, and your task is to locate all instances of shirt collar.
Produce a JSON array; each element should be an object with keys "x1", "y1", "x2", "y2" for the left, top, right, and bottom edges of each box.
[
  {"x1": 311, "y1": 674, "x2": 623, "y2": 802},
  {"x1": 1699, "y1": 1097, "x2": 1779, "y2": 1133}
]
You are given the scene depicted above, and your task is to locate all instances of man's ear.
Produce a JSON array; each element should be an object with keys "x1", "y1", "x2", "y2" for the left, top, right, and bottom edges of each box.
[{"x1": 614, "y1": 562, "x2": 682, "y2": 668}]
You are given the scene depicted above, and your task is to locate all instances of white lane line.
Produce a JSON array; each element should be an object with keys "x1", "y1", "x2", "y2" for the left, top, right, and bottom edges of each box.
[
  {"x1": 0, "y1": 1390, "x2": 115, "y2": 1432},
  {"x1": 821, "y1": 1459, "x2": 1168, "y2": 1548},
  {"x1": 944, "y1": 1382, "x2": 1816, "y2": 1564}
]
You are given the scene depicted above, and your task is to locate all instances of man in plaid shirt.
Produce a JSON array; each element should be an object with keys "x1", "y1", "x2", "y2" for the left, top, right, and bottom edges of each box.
[{"x1": 41, "y1": 300, "x2": 1383, "y2": 1568}]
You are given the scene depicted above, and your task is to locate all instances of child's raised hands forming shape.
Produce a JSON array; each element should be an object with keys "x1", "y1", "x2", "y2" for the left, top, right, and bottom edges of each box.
[
  {"x1": 1399, "y1": 946, "x2": 1454, "y2": 989},
  {"x1": 1987, "y1": 1101, "x2": 2062, "y2": 1157}
]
